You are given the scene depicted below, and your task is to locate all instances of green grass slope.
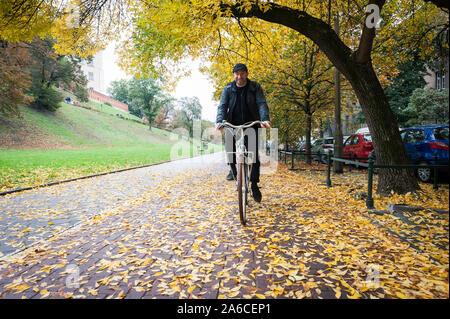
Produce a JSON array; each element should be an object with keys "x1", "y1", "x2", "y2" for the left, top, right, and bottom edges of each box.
[
  {"x1": 0, "y1": 102, "x2": 221, "y2": 192},
  {"x1": 0, "y1": 102, "x2": 173, "y2": 149}
]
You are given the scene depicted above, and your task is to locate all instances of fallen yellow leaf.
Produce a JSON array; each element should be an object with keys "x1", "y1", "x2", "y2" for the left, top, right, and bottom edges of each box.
[
  {"x1": 40, "y1": 289, "x2": 49, "y2": 297},
  {"x1": 396, "y1": 291, "x2": 407, "y2": 299},
  {"x1": 187, "y1": 286, "x2": 196, "y2": 293}
]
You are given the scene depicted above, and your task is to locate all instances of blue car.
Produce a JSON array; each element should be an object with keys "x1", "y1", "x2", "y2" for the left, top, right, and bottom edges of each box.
[{"x1": 400, "y1": 124, "x2": 449, "y2": 182}]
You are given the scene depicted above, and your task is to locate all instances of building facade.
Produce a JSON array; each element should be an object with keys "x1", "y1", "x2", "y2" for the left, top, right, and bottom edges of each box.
[
  {"x1": 424, "y1": 57, "x2": 449, "y2": 91},
  {"x1": 79, "y1": 50, "x2": 129, "y2": 113},
  {"x1": 80, "y1": 50, "x2": 105, "y2": 94}
]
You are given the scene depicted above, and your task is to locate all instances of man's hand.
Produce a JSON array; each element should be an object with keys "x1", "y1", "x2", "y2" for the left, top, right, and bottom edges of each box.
[
  {"x1": 215, "y1": 123, "x2": 223, "y2": 131},
  {"x1": 261, "y1": 121, "x2": 271, "y2": 128}
]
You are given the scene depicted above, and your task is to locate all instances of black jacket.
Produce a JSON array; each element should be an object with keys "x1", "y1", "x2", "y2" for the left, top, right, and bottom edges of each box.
[{"x1": 216, "y1": 79, "x2": 270, "y2": 124}]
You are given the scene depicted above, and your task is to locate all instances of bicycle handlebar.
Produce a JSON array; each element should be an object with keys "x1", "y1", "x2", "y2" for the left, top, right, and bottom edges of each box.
[{"x1": 219, "y1": 120, "x2": 264, "y2": 129}]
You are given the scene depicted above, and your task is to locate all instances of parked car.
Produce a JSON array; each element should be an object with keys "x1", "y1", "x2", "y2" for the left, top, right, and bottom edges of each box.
[
  {"x1": 369, "y1": 124, "x2": 449, "y2": 182},
  {"x1": 299, "y1": 141, "x2": 307, "y2": 153},
  {"x1": 311, "y1": 137, "x2": 334, "y2": 163},
  {"x1": 343, "y1": 130, "x2": 374, "y2": 165},
  {"x1": 298, "y1": 139, "x2": 316, "y2": 154},
  {"x1": 288, "y1": 141, "x2": 302, "y2": 151},
  {"x1": 402, "y1": 124, "x2": 448, "y2": 182}
]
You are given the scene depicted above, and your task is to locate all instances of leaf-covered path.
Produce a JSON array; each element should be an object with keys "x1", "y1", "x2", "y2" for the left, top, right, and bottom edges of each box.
[{"x1": 0, "y1": 152, "x2": 448, "y2": 299}]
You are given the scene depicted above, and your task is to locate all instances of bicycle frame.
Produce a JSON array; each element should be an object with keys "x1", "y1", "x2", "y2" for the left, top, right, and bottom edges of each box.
[
  {"x1": 222, "y1": 120, "x2": 261, "y2": 165},
  {"x1": 220, "y1": 120, "x2": 263, "y2": 225}
]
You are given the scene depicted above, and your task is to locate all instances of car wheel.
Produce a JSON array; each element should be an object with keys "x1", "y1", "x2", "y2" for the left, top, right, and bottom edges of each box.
[
  {"x1": 353, "y1": 156, "x2": 360, "y2": 168},
  {"x1": 314, "y1": 151, "x2": 321, "y2": 163},
  {"x1": 416, "y1": 161, "x2": 432, "y2": 183}
]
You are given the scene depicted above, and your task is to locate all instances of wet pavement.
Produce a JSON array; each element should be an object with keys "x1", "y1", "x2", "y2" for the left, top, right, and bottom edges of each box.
[
  {"x1": 0, "y1": 152, "x2": 448, "y2": 299},
  {"x1": 0, "y1": 152, "x2": 226, "y2": 257}
]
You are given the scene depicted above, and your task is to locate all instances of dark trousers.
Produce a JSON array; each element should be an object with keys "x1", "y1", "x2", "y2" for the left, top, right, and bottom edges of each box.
[{"x1": 225, "y1": 126, "x2": 260, "y2": 183}]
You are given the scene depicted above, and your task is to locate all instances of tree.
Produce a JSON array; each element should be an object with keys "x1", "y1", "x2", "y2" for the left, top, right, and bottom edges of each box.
[
  {"x1": 108, "y1": 79, "x2": 141, "y2": 117},
  {"x1": 27, "y1": 37, "x2": 88, "y2": 111},
  {"x1": 332, "y1": 15, "x2": 344, "y2": 174},
  {"x1": 128, "y1": 77, "x2": 162, "y2": 130},
  {"x1": 174, "y1": 97, "x2": 202, "y2": 138},
  {"x1": 263, "y1": 40, "x2": 334, "y2": 164},
  {"x1": 404, "y1": 88, "x2": 449, "y2": 126},
  {"x1": 108, "y1": 79, "x2": 130, "y2": 105},
  {"x1": 384, "y1": 53, "x2": 428, "y2": 126},
  {"x1": 0, "y1": 0, "x2": 129, "y2": 58},
  {"x1": 199, "y1": 12, "x2": 334, "y2": 164},
  {"x1": 107, "y1": 77, "x2": 173, "y2": 126},
  {"x1": 0, "y1": 40, "x2": 32, "y2": 117},
  {"x1": 423, "y1": 0, "x2": 449, "y2": 10},
  {"x1": 154, "y1": 95, "x2": 176, "y2": 129}
]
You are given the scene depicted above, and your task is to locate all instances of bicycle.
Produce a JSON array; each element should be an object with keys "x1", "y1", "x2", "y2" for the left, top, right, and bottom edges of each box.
[{"x1": 219, "y1": 120, "x2": 263, "y2": 225}]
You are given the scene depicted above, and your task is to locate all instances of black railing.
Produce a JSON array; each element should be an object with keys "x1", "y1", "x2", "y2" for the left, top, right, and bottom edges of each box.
[
  {"x1": 325, "y1": 152, "x2": 448, "y2": 209},
  {"x1": 277, "y1": 149, "x2": 327, "y2": 169}
]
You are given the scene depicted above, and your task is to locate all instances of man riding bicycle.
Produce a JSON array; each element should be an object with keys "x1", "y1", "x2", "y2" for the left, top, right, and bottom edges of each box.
[{"x1": 215, "y1": 63, "x2": 271, "y2": 203}]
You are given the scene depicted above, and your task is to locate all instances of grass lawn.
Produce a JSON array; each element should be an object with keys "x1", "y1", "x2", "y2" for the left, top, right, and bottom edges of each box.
[{"x1": 0, "y1": 143, "x2": 222, "y2": 192}]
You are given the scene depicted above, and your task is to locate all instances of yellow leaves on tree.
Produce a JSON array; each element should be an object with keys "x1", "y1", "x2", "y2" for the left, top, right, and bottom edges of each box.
[{"x1": 0, "y1": 0, "x2": 130, "y2": 58}]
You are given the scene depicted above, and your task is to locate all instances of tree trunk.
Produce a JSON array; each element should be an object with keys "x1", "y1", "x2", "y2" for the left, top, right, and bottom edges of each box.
[
  {"x1": 305, "y1": 114, "x2": 312, "y2": 165},
  {"x1": 333, "y1": 16, "x2": 343, "y2": 174},
  {"x1": 318, "y1": 118, "x2": 323, "y2": 138},
  {"x1": 348, "y1": 63, "x2": 419, "y2": 195}
]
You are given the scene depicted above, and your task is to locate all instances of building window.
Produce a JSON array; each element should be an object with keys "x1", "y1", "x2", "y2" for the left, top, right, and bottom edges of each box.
[
  {"x1": 442, "y1": 72, "x2": 446, "y2": 90},
  {"x1": 435, "y1": 71, "x2": 441, "y2": 90},
  {"x1": 88, "y1": 72, "x2": 94, "y2": 81}
]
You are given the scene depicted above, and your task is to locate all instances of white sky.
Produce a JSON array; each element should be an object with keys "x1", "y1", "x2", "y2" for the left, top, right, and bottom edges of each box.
[{"x1": 102, "y1": 42, "x2": 218, "y2": 123}]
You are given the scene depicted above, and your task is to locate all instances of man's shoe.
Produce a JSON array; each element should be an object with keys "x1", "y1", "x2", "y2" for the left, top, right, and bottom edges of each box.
[
  {"x1": 226, "y1": 170, "x2": 236, "y2": 181},
  {"x1": 251, "y1": 183, "x2": 262, "y2": 202}
]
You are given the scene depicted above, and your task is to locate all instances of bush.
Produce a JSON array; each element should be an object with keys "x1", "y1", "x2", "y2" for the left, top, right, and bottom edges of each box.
[
  {"x1": 73, "y1": 85, "x2": 89, "y2": 103},
  {"x1": 404, "y1": 88, "x2": 449, "y2": 126},
  {"x1": 30, "y1": 85, "x2": 63, "y2": 111}
]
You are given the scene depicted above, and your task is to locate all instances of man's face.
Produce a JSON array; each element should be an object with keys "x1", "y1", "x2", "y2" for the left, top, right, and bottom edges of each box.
[{"x1": 233, "y1": 70, "x2": 248, "y2": 87}]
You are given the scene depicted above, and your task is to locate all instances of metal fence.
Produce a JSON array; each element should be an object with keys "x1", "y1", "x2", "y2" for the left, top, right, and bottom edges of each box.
[
  {"x1": 277, "y1": 149, "x2": 326, "y2": 169},
  {"x1": 275, "y1": 149, "x2": 448, "y2": 210},
  {"x1": 324, "y1": 152, "x2": 448, "y2": 209}
]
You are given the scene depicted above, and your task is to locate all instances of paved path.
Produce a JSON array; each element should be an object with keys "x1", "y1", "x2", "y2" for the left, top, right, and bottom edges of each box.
[{"x1": 0, "y1": 153, "x2": 226, "y2": 257}]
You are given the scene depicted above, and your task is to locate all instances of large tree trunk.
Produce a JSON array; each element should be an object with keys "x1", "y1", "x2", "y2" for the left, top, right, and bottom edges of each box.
[
  {"x1": 333, "y1": 66, "x2": 344, "y2": 174},
  {"x1": 333, "y1": 16, "x2": 343, "y2": 174},
  {"x1": 348, "y1": 63, "x2": 418, "y2": 195},
  {"x1": 222, "y1": 1, "x2": 420, "y2": 195}
]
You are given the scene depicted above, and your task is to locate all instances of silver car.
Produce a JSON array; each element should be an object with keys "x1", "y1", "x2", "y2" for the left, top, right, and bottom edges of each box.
[{"x1": 311, "y1": 137, "x2": 334, "y2": 163}]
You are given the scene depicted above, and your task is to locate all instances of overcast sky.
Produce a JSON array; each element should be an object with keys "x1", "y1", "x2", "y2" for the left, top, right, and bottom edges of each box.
[{"x1": 102, "y1": 42, "x2": 218, "y2": 123}]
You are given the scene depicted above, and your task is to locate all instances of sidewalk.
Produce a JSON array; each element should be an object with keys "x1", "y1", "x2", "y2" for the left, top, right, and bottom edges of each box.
[{"x1": 0, "y1": 155, "x2": 448, "y2": 299}]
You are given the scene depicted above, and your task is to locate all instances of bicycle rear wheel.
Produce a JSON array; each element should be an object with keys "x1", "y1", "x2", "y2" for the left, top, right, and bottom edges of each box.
[{"x1": 237, "y1": 162, "x2": 248, "y2": 225}]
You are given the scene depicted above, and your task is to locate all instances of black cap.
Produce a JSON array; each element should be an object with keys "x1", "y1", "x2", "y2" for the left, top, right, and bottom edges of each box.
[{"x1": 232, "y1": 63, "x2": 248, "y2": 73}]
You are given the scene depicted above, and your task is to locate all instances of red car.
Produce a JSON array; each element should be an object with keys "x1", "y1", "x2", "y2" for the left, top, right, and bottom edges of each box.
[{"x1": 343, "y1": 129, "x2": 374, "y2": 163}]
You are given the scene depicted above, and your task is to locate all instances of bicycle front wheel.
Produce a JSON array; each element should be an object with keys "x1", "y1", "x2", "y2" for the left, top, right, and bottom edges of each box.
[{"x1": 237, "y1": 162, "x2": 248, "y2": 225}]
